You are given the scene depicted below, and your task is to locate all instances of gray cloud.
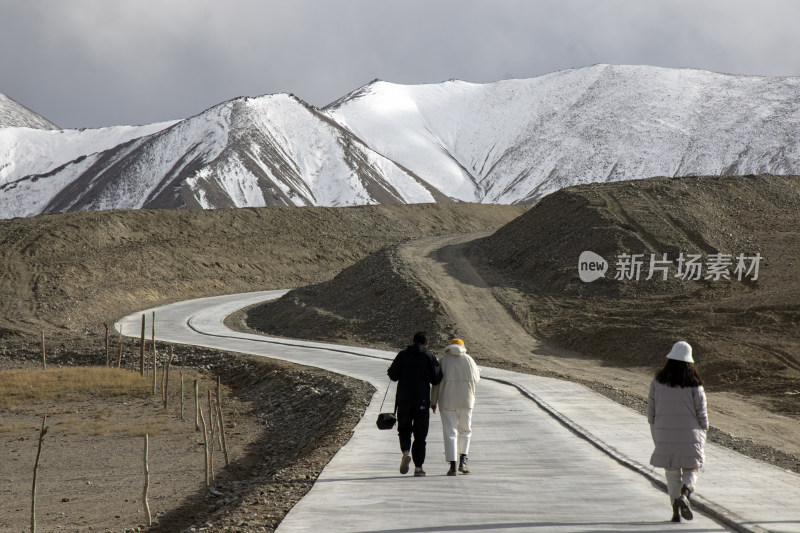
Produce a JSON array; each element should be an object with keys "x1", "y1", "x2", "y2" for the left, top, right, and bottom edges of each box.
[{"x1": 3, "y1": 0, "x2": 800, "y2": 129}]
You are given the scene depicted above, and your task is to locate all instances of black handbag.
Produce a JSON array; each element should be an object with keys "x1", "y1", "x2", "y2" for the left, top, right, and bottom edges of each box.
[
  {"x1": 376, "y1": 382, "x2": 397, "y2": 430},
  {"x1": 376, "y1": 411, "x2": 397, "y2": 430}
]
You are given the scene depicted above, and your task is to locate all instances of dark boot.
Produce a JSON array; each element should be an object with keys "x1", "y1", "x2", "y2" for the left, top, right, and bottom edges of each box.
[
  {"x1": 447, "y1": 461, "x2": 457, "y2": 476},
  {"x1": 671, "y1": 500, "x2": 681, "y2": 522},
  {"x1": 678, "y1": 485, "x2": 694, "y2": 520},
  {"x1": 458, "y1": 454, "x2": 470, "y2": 474}
]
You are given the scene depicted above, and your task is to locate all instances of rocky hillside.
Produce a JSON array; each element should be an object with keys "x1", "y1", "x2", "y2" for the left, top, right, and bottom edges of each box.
[
  {"x1": 477, "y1": 174, "x2": 800, "y2": 396},
  {"x1": 242, "y1": 244, "x2": 456, "y2": 351}
]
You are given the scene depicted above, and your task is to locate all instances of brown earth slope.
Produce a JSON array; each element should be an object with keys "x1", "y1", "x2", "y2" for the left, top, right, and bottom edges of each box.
[
  {"x1": 478, "y1": 174, "x2": 800, "y2": 406},
  {"x1": 0, "y1": 203, "x2": 527, "y2": 340},
  {"x1": 241, "y1": 174, "x2": 800, "y2": 469}
]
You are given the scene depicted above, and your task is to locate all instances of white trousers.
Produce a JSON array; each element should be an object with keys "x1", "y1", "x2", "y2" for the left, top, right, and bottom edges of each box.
[
  {"x1": 440, "y1": 408, "x2": 473, "y2": 462},
  {"x1": 665, "y1": 468, "x2": 698, "y2": 500}
]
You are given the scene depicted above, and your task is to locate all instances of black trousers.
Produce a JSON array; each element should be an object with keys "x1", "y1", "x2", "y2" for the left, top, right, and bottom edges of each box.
[{"x1": 397, "y1": 404, "x2": 430, "y2": 467}]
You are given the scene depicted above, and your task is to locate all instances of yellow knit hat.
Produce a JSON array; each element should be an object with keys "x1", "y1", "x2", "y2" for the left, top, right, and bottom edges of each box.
[{"x1": 449, "y1": 338, "x2": 465, "y2": 348}]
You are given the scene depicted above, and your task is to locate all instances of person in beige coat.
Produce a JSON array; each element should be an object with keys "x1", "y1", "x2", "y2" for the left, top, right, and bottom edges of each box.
[
  {"x1": 430, "y1": 338, "x2": 481, "y2": 476},
  {"x1": 647, "y1": 340, "x2": 708, "y2": 523}
]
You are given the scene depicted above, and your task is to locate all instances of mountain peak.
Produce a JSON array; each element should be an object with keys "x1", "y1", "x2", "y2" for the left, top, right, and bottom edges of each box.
[{"x1": 0, "y1": 93, "x2": 60, "y2": 130}]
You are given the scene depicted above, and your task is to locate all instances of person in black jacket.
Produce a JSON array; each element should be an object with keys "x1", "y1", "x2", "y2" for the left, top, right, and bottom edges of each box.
[{"x1": 388, "y1": 331, "x2": 443, "y2": 477}]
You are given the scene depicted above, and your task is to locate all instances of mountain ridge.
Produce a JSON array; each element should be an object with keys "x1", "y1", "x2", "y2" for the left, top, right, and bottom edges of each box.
[{"x1": 3, "y1": 64, "x2": 800, "y2": 219}]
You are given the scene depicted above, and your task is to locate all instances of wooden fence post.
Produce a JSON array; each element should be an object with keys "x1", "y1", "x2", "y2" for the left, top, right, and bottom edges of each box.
[
  {"x1": 151, "y1": 312, "x2": 157, "y2": 396},
  {"x1": 139, "y1": 314, "x2": 145, "y2": 376},
  {"x1": 207, "y1": 390, "x2": 215, "y2": 483},
  {"x1": 214, "y1": 377, "x2": 227, "y2": 464},
  {"x1": 116, "y1": 330, "x2": 123, "y2": 369},
  {"x1": 143, "y1": 434, "x2": 151, "y2": 527},
  {"x1": 199, "y1": 407, "x2": 210, "y2": 488},
  {"x1": 216, "y1": 399, "x2": 229, "y2": 466},
  {"x1": 194, "y1": 380, "x2": 200, "y2": 431},
  {"x1": 180, "y1": 372, "x2": 185, "y2": 421},
  {"x1": 104, "y1": 323, "x2": 110, "y2": 367},
  {"x1": 163, "y1": 347, "x2": 174, "y2": 410},
  {"x1": 31, "y1": 415, "x2": 48, "y2": 533},
  {"x1": 40, "y1": 332, "x2": 46, "y2": 371},
  {"x1": 161, "y1": 359, "x2": 167, "y2": 404}
]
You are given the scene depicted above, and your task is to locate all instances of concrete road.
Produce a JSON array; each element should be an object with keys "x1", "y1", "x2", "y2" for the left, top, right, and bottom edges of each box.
[{"x1": 117, "y1": 291, "x2": 800, "y2": 533}]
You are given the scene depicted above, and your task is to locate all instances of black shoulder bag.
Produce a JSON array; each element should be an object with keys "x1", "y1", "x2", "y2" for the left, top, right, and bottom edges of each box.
[{"x1": 375, "y1": 381, "x2": 397, "y2": 430}]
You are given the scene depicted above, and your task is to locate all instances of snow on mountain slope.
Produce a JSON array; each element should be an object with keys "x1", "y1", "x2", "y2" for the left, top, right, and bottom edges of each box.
[
  {"x1": 0, "y1": 94, "x2": 439, "y2": 218},
  {"x1": 4, "y1": 64, "x2": 800, "y2": 219},
  {"x1": 183, "y1": 94, "x2": 440, "y2": 209},
  {"x1": 0, "y1": 93, "x2": 59, "y2": 130},
  {"x1": 0, "y1": 121, "x2": 177, "y2": 186},
  {"x1": 325, "y1": 64, "x2": 800, "y2": 203}
]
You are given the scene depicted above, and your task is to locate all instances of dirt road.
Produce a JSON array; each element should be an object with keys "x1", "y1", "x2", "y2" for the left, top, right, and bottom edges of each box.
[{"x1": 399, "y1": 231, "x2": 547, "y2": 357}]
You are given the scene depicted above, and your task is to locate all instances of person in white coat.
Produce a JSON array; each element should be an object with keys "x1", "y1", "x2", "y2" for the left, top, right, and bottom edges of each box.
[
  {"x1": 430, "y1": 338, "x2": 481, "y2": 476},
  {"x1": 647, "y1": 340, "x2": 708, "y2": 523}
]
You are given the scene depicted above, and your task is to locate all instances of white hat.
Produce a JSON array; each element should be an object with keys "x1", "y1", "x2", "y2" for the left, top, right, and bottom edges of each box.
[{"x1": 666, "y1": 341, "x2": 694, "y2": 363}]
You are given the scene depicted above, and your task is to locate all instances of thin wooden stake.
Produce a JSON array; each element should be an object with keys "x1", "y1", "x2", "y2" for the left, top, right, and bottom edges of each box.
[
  {"x1": 194, "y1": 380, "x2": 200, "y2": 431},
  {"x1": 40, "y1": 332, "x2": 46, "y2": 371},
  {"x1": 116, "y1": 330, "x2": 123, "y2": 368},
  {"x1": 199, "y1": 407, "x2": 210, "y2": 488},
  {"x1": 180, "y1": 372, "x2": 185, "y2": 421},
  {"x1": 216, "y1": 400, "x2": 229, "y2": 466},
  {"x1": 161, "y1": 359, "x2": 167, "y2": 404},
  {"x1": 104, "y1": 323, "x2": 109, "y2": 367},
  {"x1": 163, "y1": 347, "x2": 174, "y2": 410},
  {"x1": 31, "y1": 415, "x2": 48, "y2": 533},
  {"x1": 151, "y1": 312, "x2": 157, "y2": 395},
  {"x1": 207, "y1": 390, "x2": 215, "y2": 482},
  {"x1": 139, "y1": 314, "x2": 145, "y2": 376},
  {"x1": 207, "y1": 390, "x2": 215, "y2": 431},
  {"x1": 143, "y1": 434, "x2": 152, "y2": 527},
  {"x1": 214, "y1": 377, "x2": 227, "y2": 464}
]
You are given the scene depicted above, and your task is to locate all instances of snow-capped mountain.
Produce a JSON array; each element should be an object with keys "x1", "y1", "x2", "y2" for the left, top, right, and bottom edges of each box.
[
  {"x1": 3, "y1": 64, "x2": 800, "y2": 219},
  {"x1": 0, "y1": 94, "x2": 440, "y2": 218},
  {"x1": 0, "y1": 121, "x2": 177, "y2": 187},
  {"x1": 324, "y1": 64, "x2": 800, "y2": 203},
  {"x1": 0, "y1": 93, "x2": 59, "y2": 130}
]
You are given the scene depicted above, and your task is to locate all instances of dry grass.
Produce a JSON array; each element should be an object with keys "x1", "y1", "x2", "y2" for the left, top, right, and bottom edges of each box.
[
  {"x1": 0, "y1": 419, "x2": 27, "y2": 433},
  {"x1": 0, "y1": 367, "x2": 185, "y2": 437},
  {"x1": 0, "y1": 366, "x2": 151, "y2": 409},
  {"x1": 52, "y1": 413, "x2": 173, "y2": 436}
]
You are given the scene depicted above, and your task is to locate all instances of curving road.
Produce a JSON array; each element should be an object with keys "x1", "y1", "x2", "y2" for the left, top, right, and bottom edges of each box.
[{"x1": 116, "y1": 288, "x2": 800, "y2": 533}]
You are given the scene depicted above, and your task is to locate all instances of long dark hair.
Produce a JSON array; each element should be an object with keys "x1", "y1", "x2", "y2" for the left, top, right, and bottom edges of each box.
[{"x1": 655, "y1": 359, "x2": 704, "y2": 388}]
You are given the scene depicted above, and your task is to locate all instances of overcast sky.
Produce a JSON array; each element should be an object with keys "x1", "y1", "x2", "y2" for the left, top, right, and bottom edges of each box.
[{"x1": 3, "y1": 0, "x2": 800, "y2": 129}]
